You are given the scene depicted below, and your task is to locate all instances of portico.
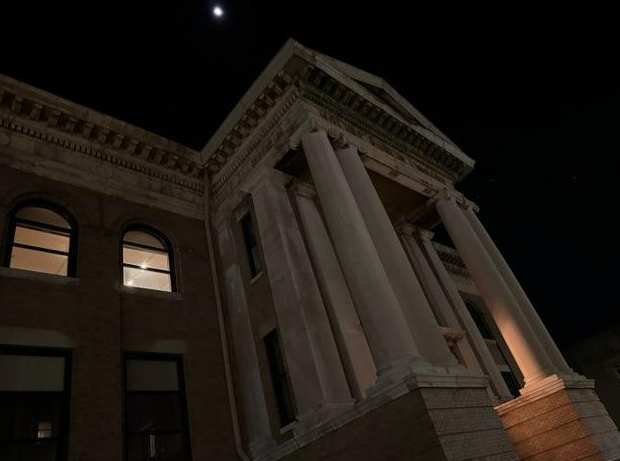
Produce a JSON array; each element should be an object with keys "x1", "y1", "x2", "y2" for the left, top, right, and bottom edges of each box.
[{"x1": 202, "y1": 39, "x2": 620, "y2": 461}]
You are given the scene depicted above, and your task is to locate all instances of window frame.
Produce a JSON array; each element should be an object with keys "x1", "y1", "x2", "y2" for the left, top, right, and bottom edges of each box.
[
  {"x1": 240, "y1": 212, "x2": 263, "y2": 279},
  {"x1": 466, "y1": 301, "x2": 522, "y2": 396},
  {"x1": 121, "y1": 224, "x2": 176, "y2": 293},
  {"x1": 122, "y1": 351, "x2": 192, "y2": 461},
  {"x1": 3, "y1": 200, "x2": 78, "y2": 277},
  {"x1": 264, "y1": 329, "x2": 296, "y2": 427},
  {"x1": 0, "y1": 344, "x2": 72, "y2": 461}
]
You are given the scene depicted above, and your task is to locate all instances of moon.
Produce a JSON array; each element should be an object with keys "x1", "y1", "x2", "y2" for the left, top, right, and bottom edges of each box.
[{"x1": 213, "y1": 5, "x2": 224, "y2": 18}]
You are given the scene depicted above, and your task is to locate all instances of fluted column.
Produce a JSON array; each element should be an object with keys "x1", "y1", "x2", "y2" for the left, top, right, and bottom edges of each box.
[
  {"x1": 335, "y1": 144, "x2": 456, "y2": 367},
  {"x1": 301, "y1": 130, "x2": 427, "y2": 386},
  {"x1": 214, "y1": 214, "x2": 275, "y2": 457},
  {"x1": 415, "y1": 229, "x2": 513, "y2": 400},
  {"x1": 243, "y1": 167, "x2": 353, "y2": 428},
  {"x1": 293, "y1": 182, "x2": 376, "y2": 399},
  {"x1": 463, "y1": 205, "x2": 573, "y2": 375},
  {"x1": 399, "y1": 225, "x2": 482, "y2": 372},
  {"x1": 436, "y1": 195, "x2": 555, "y2": 385}
]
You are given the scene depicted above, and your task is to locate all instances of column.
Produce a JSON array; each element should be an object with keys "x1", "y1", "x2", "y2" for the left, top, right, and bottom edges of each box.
[
  {"x1": 214, "y1": 214, "x2": 275, "y2": 457},
  {"x1": 463, "y1": 205, "x2": 574, "y2": 375},
  {"x1": 293, "y1": 182, "x2": 377, "y2": 399},
  {"x1": 335, "y1": 144, "x2": 457, "y2": 367},
  {"x1": 415, "y1": 229, "x2": 513, "y2": 400},
  {"x1": 301, "y1": 130, "x2": 427, "y2": 386},
  {"x1": 399, "y1": 225, "x2": 483, "y2": 373},
  {"x1": 436, "y1": 195, "x2": 555, "y2": 385},
  {"x1": 243, "y1": 167, "x2": 353, "y2": 428}
]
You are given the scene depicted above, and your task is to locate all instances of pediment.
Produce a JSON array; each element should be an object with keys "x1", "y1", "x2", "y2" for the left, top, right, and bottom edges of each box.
[{"x1": 202, "y1": 39, "x2": 474, "y2": 189}]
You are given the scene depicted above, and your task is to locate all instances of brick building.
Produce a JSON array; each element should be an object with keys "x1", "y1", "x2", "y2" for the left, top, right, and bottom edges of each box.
[{"x1": 1, "y1": 39, "x2": 619, "y2": 460}]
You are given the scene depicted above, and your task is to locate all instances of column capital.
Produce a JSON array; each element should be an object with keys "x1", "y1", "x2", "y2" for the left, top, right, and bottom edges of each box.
[
  {"x1": 290, "y1": 180, "x2": 316, "y2": 199},
  {"x1": 240, "y1": 166, "x2": 291, "y2": 195},
  {"x1": 397, "y1": 223, "x2": 435, "y2": 241},
  {"x1": 431, "y1": 188, "x2": 479, "y2": 212}
]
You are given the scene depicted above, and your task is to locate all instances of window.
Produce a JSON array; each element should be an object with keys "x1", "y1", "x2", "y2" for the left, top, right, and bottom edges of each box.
[
  {"x1": 264, "y1": 330, "x2": 295, "y2": 427},
  {"x1": 501, "y1": 371, "x2": 521, "y2": 397},
  {"x1": 466, "y1": 302, "x2": 521, "y2": 396},
  {"x1": 240, "y1": 213, "x2": 262, "y2": 278},
  {"x1": 5, "y1": 202, "x2": 76, "y2": 276},
  {"x1": 0, "y1": 345, "x2": 71, "y2": 461},
  {"x1": 122, "y1": 227, "x2": 173, "y2": 292},
  {"x1": 124, "y1": 353, "x2": 191, "y2": 461},
  {"x1": 466, "y1": 303, "x2": 494, "y2": 340}
]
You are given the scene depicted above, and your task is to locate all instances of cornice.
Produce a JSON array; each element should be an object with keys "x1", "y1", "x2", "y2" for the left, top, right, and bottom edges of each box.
[
  {"x1": 0, "y1": 76, "x2": 204, "y2": 194},
  {"x1": 299, "y1": 66, "x2": 473, "y2": 182},
  {"x1": 210, "y1": 87, "x2": 303, "y2": 204},
  {"x1": 204, "y1": 71, "x2": 295, "y2": 175}
]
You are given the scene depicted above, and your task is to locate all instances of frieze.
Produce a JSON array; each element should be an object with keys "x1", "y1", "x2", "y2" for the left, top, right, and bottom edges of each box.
[
  {"x1": 0, "y1": 116, "x2": 205, "y2": 194},
  {"x1": 301, "y1": 83, "x2": 456, "y2": 185},
  {"x1": 211, "y1": 87, "x2": 301, "y2": 199},
  {"x1": 0, "y1": 76, "x2": 205, "y2": 195}
]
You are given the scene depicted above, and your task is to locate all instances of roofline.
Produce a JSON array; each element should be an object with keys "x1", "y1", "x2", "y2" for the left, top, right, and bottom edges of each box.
[
  {"x1": 201, "y1": 38, "x2": 474, "y2": 171},
  {"x1": 0, "y1": 73, "x2": 201, "y2": 163}
]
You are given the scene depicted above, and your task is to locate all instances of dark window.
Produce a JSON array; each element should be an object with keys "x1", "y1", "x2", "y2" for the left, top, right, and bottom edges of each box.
[
  {"x1": 122, "y1": 226, "x2": 174, "y2": 292},
  {"x1": 466, "y1": 303, "x2": 494, "y2": 340},
  {"x1": 264, "y1": 330, "x2": 295, "y2": 427},
  {"x1": 124, "y1": 353, "x2": 191, "y2": 461},
  {"x1": 501, "y1": 371, "x2": 521, "y2": 397},
  {"x1": 240, "y1": 213, "x2": 262, "y2": 278},
  {"x1": 466, "y1": 303, "x2": 522, "y2": 396},
  {"x1": 0, "y1": 345, "x2": 72, "y2": 461},
  {"x1": 4, "y1": 201, "x2": 77, "y2": 276}
]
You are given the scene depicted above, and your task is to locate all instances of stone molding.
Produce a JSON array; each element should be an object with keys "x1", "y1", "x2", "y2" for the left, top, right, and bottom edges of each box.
[
  {"x1": 299, "y1": 76, "x2": 468, "y2": 184},
  {"x1": 205, "y1": 71, "x2": 295, "y2": 174},
  {"x1": 0, "y1": 75, "x2": 204, "y2": 194},
  {"x1": 495, "y1": 374, "x2": 592, "y2": 415},
  {"x1": 210, "y1": 87, "x2": 302, "y2": 204},
  {"x1": 256, "y1": 373, "x2": 491, "y2": 461}
]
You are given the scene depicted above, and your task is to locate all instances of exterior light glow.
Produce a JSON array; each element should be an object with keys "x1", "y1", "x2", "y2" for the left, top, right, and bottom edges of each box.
[{"x1": 213, "y1": 6, "x2": 224, "y2": 17}]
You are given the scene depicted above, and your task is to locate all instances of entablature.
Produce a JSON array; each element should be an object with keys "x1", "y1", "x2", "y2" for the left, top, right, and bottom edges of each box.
[
  {"x1": 203, "y1": 39, "x2": 476, "y2": 212},
  {"x1": 0, "y1": 75, "x2": 204, "y2": 192}
]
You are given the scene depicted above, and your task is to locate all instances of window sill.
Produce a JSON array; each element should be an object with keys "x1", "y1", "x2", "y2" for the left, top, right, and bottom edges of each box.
[
  {"x1": 0, "y1": 266, "x2": 79, "y2": 285},
  {"x1": 250, "y1": 271, "x2": 264, "y2": 285},
  {"x1": 119, "y1": 285, "x2": 182, "y2": 300}
]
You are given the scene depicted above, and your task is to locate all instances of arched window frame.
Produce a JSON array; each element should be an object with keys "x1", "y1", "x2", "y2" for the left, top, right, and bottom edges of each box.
[
  {"x1": 3, "y1": 200, "x2": 78, "y2": 277},
  {"x1": 121, "y1": 224, "x2": 176, "y2": 292}
]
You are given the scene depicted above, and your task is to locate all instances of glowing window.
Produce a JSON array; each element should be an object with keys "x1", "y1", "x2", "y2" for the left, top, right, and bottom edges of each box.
[
  {"x1": 122, "y1": 227, "x2": 173, "y2": 292},
  {"x1": 6, "y1": 203, "x2": 76, "y2": 276}
]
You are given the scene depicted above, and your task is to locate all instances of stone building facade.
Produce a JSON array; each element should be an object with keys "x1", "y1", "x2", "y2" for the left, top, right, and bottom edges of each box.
[{"x1": 0, "y1": 39, "x2": 619, "y2": 460}]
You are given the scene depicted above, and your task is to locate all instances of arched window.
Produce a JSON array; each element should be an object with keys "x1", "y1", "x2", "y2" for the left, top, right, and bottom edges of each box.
[
  {"x1": 122, "y1": 226, "x2": 174, "y2": 292},
  {"x1": 5, "y1": 202, "x2": 77, "y2": 276}
]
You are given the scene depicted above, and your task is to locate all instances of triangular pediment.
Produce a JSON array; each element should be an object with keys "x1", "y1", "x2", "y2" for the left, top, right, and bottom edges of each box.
[{"x1": 202, "y1": 39, "x2": 474, "y2": 184}]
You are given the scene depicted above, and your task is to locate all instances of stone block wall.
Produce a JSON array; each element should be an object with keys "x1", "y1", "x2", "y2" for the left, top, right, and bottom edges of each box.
[{"x1": 497, "y1": 382, "x2": 620, "y2": 460}]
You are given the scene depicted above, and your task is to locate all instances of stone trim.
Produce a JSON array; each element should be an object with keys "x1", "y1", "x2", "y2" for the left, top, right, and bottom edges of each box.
[
  {"x1": 300, "y1": 67, "x2": 471, "y2": 182},
  {"x1": 205, "y1": 71, "x2": 294, "y2": 174},
  {"x1": 0, "y1": 76, "x2": 204, "y2": 193},
  {"x1": 256, "y1": 373, "x2": 491, "y2": 461}
]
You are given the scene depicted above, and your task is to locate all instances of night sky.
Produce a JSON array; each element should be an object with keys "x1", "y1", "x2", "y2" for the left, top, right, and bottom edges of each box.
[{"x1": 2, "y1": 2, "x2": 619, "y2": 347}]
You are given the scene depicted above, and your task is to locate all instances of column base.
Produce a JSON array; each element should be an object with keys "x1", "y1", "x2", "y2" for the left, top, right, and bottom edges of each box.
[
  {"x1": 496, "y1": 374, "x2": 620, "y2": 460},
  {"x1": 367, "y1": 355, "x2": 473, "y2": 398}
]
